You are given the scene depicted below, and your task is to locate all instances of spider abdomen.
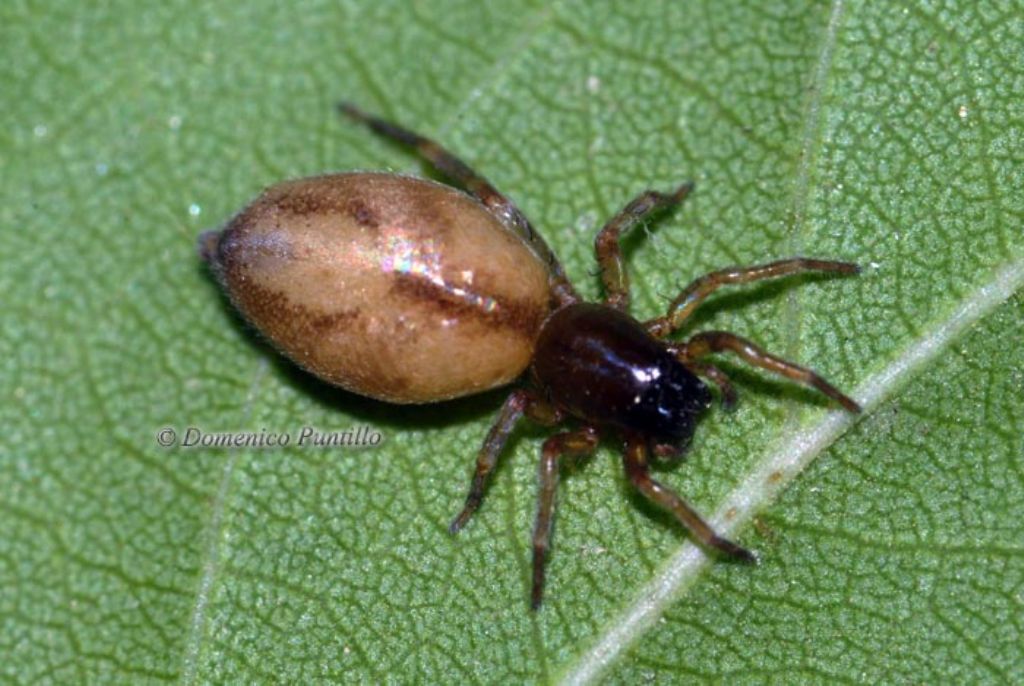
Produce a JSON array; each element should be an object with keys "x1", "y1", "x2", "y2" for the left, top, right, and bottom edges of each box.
[
  {"x1": 201, "y1": 173, "x2": 552, "y2": 403},
  {"x1": 531, "y1": 302, "x2": 712, "y2": 442}
]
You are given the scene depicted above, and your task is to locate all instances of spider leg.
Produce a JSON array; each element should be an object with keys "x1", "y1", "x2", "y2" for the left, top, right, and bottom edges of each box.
[
  {"x1": 623, "y1": 434, "x2": 755, "y2": 562},
  {"x1": 594, "y1": 184, "x2": 693, "y2": 310},
  {"x1": 677, "y1": 358, "x2": 738, "y2": 410},
  {"x1": 646, "y1": 258, "x2": 859, "y2": 338},
  {"x1": 531, "y1": 426, "x2": 599, "y2": 610},
  {"x1": 679, "y1": 331, "x2": 861, "y2": 413},
  {"x1": 339, "y1": 102, "x2": 578, "y2": 304},
  {"x1": 450, "y1": 390, "x2": 557, "y2": 534}
]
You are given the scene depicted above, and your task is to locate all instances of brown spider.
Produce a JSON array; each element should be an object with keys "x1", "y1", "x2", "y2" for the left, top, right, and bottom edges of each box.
[{"x1": 201, "y1": 103, "x2": 861, "y2": 610}]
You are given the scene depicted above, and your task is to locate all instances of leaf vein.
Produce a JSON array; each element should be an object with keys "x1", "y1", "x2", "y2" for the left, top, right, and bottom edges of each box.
[
  {"x1": 179, "y1": 359, "x2": 268, "y2": 684},
  {"x1": 557, "y1": 259, "x2": 1024, "y2": 683}
]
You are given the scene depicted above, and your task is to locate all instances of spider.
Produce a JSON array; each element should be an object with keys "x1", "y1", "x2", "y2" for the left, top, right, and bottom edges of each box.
[{"x1": 202, "y1": 103, "x2": 861, "y2": 610}]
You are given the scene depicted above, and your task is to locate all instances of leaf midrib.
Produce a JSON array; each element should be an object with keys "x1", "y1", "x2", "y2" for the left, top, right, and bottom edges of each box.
[{"x1": 559, "y1": 258, "x2": 1024, "y2": 684}]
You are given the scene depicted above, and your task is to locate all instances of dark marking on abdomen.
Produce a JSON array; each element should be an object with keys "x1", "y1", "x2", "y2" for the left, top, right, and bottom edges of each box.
[
  {"x1": 391, "y1": 273, "x2": 544, "y2": 337},
  {"x1": 346, "y1": 197, "x2": 380, "y2": 228}
]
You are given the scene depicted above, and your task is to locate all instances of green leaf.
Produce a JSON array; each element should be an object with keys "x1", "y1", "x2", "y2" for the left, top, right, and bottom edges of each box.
[{"x1": 2, "y1": 1, "x2": 1021, "y2": 683}]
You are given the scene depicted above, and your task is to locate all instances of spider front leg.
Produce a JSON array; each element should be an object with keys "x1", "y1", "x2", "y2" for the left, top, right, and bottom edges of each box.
[
  {"x1": 646, "y1": 258, "x2": 859, "y2": 338},
  {"x1": 450, "y1": 390, "x2": 561, "y2": 534},
  {"x1": 339, "y1": 101, "x2": 577, "y2": 304},
  {"x1": 595, "y1": 183, "x2": 694, "y2": 310},
  {"x1": 676, "y1": 358, "x2": 739, "y2": 410},
  {"x1": 532, "y1": 426, "x2": 599, "y2": 610},
  {"x1": 623, "y1": 434, "x2": 755, "y2": 562},
  {"x1": 679, "y1": 331, "x2": 861, "y2": 413}
]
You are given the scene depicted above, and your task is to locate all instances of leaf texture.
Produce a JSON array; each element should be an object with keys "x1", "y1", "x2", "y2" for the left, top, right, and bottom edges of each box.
[{"x1": 1, "y1": 0, "x2": 1021, "y2": 683}]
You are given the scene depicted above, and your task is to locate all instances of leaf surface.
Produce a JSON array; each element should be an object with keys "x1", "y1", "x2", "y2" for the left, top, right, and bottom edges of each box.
[{"x1": 1, "y1": 0, "x2": 1021, "y2": 683}]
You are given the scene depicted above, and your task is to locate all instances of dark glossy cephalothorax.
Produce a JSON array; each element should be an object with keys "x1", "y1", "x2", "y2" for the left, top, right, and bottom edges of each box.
[
  {"x1": 319, "y1": 105, "x2": 860, "y2": 609},
  {"x1": 533, "y1": 303, "x2": 714, "y2": 445}
]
